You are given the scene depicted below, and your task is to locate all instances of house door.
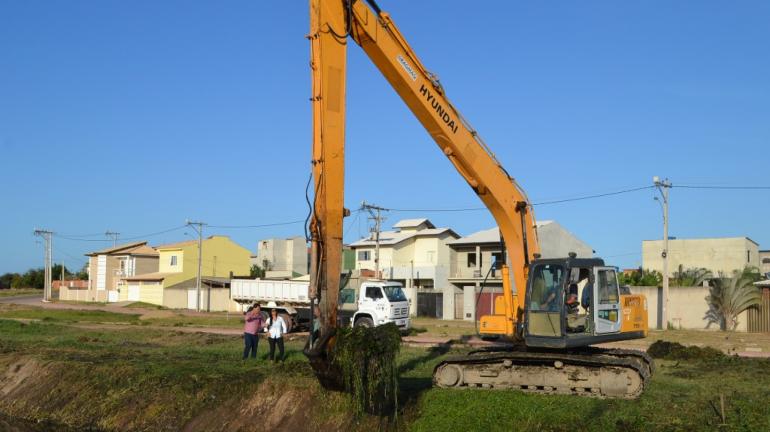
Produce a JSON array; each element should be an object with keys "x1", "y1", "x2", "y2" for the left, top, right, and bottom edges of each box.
[
  {"x1": 454, "y1": 293, "x2": 464, "y2": 320},
  {"x1": 107, "y1": 291, "x2": 118, "y2": 303},
  {"x1": 127, "y1": 284, "x2": 140, "y2": 302}
]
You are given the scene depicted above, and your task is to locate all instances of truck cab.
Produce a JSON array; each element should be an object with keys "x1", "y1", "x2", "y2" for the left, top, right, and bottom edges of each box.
[{"x1": 340, "y1": 280, "x2": 410, "y2": 331}]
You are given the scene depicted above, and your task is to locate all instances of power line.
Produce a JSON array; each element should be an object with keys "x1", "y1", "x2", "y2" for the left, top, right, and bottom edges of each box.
[
  {"x1": 208, "y1": 220, "x2": 306, "y2": 229},
  {"x1": 675, "y1": 185, "x2": 770, "y2": 190},
  {"x1": 532, "y1": 186, "x2": 655, "y2": 206}
]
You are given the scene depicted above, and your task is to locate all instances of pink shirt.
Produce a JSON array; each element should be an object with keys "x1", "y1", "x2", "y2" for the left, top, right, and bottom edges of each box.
[{"x1": 243, "y1": 310, "x2": 264, "y2": 335}]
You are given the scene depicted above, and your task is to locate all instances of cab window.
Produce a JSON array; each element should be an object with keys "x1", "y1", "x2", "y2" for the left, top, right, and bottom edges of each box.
[
  {"x1": 365, "y1": 287, "x2": 383, "y2": 300},
  {"x1": 529, "y1": 264, "x2": 564, "y2": 311},
  {"x1": 597, "y1": 269, "x2": 619, "y2": 304}
]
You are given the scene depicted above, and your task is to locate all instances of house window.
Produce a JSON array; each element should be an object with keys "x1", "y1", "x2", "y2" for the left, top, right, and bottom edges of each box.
[
  {"x1": 170, "y1": 255, "x2": 178, "y2": 266},
  {"x1": 747, "y1": 251, "x2": 751, "y2": 263},
  {"x1": 491, "y1": 252, "x2": 503, "y2": 268},
  {"x1": 426, "y1": 250, "x2": 435, "y2": 263},
  {"x1": 467, "y1": 253, "x2": 481, "y2": 268},
  {"x1": 358, "y1": 251, "x2": 371, "y2": 261}
]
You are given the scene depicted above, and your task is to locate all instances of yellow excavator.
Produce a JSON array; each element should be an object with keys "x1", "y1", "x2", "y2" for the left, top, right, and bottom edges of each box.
[{"x1": 305, "y1": 0, "x2": 653, "y2": 398}]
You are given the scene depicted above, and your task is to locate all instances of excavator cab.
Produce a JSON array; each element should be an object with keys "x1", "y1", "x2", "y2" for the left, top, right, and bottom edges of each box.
[{"x1": 523, "y1": 257, "x2": 647, "y2": 349}]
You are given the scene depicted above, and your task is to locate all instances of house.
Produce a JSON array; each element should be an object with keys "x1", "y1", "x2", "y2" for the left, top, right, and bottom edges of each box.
[
  {"x1": 251, "y1": 236, "x2": 308, "y2": 279},
  {"x1": 349, "y1": 218, "x2": 460, "y2": 319},
  {"x1": 72, "y1": 242, "x2": 159, "y2": 303},
  {"x1": 447, "y1": 221, "x2": 593, "y2": 321},
  {"x1": 642, "y1": 237, "x2": 760, "y2": 276},
  {"x1": 760, "y1": 250, "x2": 770, "y2": 277},
  {"x1": 122, "y1": 235, "x2": 250, "y2": 311}
]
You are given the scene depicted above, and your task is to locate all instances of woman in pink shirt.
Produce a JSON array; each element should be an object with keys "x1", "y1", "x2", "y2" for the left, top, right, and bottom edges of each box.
[{"x1": 243, "y1": 304, "x2": 264, "y2": 360}]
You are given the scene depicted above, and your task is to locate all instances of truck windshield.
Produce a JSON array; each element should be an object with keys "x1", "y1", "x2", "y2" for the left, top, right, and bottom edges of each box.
[{"x1": 383, "y1": 286, "x2": 407, "y2": 302}]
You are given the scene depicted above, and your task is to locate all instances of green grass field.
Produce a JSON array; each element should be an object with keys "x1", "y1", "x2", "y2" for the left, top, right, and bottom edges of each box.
[
  {"x1": 0, "y1": 289, "x2": 41, "y2": 298},
  {"x1": 1, "y1": 317, "x2": 769, "y2": 431}
]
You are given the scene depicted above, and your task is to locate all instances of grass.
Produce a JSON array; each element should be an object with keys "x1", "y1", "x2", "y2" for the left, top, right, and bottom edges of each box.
[
  {"x1": 1, "y1": 312, "x2": 770, "y2": 431},
  {"x1": 142, "y1": 312, "x2": 244, "y2": 328},
  {"x1": 0, "y1": 307, "x2": 140, "y2": 324},
  {"x1": 0, "y1": 289, "x2": 41, "y2": 298}
]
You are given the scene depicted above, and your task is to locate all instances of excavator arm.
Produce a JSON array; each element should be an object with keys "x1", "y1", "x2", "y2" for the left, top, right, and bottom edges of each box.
[{"x1": 308, "y1": 0, "x2": 539, "y2": 348}]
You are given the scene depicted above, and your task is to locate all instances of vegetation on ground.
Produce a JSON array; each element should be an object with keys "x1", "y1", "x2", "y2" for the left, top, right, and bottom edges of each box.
[
  {"x1": 0, "y1": 289, "x2": 41, "y2": 298},
  {"x1": 334, "y1": 323, "x2": 402, "y2": 415},
  {"x1": 1, "y1": 317, "x2": 769, "y2": 431},
  {"x1": 0, "y1": 307, "x2": 140, "y2": 324}
]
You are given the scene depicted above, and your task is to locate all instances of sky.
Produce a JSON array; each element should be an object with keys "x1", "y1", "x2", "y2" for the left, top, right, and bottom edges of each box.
[{"x1": 1, "y1": 0, "x2": 768, "y2": 275}]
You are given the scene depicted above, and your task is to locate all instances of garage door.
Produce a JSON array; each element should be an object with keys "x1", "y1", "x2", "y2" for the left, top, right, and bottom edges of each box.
[
  {"x1": 188, "y1": 289, "x2": 198, "y2": 310},
  {"x1": 128, "y1": 284, "x2": 140, "y2": 302}
]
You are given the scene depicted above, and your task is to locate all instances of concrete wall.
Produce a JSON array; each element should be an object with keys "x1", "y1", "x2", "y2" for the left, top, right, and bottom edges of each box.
[
  {"x1": 643, "y1": 237, "x2": 759, "y2": 276},
  {"x1": 537, "y1": 222, "x2": 593, "y2": 258},
  {"x1": 630, "y1": 285, "x2": 748, "y2": 331},
  {"x1": 255, "y1": 237, "x2": 308, "y2": 276}
]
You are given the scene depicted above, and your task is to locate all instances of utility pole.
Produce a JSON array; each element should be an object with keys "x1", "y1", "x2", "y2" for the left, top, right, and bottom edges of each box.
[
  {"x1": 361, "y1": 201, "x2": 386, "y2": 279},
  {"x1": 653, "y1": 176, "x2": 672, "y2": 330},
  {"x1": 186, "y1": 220, "x2": 207, "y2": 312},
  {"x1": 33, "y1": 229, "x2": 54, "y2": 302},
  {"x1": 105, "y1": 231, "x2": 120, "y2": 247}
]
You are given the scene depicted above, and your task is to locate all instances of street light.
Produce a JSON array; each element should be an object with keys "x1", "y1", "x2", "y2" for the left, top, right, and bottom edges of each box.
[{"x1": 653, "y1": 176, "x2": 671, "y2": 330}]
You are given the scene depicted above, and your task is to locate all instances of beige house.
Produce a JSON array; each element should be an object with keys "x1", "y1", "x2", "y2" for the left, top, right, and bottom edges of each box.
[
  {"x1": 349, "y1": 218, "x2": 459, "y2": 319},
  {"x1": 642, "y1": 237, "x2": 760, "y2": 276},
  {"x1": 75, "y1": 242, "x2": 159, "y2": 303},
  {"x1": 122, "y1": 235, "x2": 250, "y2": 311},
  {"x1": 251, "y1": 236, "x2": 308, "y2": 279},
  {"x1": 760, "y1": 250, "x2": 770, "y2": 277},
  {"x1": 447, "y1": 221, "x2": 593, "y2": 321}
]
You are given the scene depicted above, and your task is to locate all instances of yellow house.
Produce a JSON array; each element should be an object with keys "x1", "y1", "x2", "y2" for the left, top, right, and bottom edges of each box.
[{"x1": 122, "y1": 235, "x2": 251, "y2": 311}]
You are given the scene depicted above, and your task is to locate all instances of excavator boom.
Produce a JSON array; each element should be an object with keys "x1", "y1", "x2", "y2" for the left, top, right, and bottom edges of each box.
[{"x1": 306, "y1": 0, "x2": 651, "y2": 398}]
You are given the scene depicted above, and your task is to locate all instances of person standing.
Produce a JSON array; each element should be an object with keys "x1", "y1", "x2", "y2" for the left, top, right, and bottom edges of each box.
[
  {"x1": 266, "y1": 308, "x2": 287, "y2": 363},
  {"x1": 243, "y1": 304, "x2": 264, "y2": 360}
]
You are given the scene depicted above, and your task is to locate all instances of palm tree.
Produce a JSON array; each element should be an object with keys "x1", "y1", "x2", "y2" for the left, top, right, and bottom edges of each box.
[
  {"x1": 704, "y1": 267, "x2": 762, "y2": 330},
  {"x1": 672, "y1": 265, "x2": 712, "y2": 287}
]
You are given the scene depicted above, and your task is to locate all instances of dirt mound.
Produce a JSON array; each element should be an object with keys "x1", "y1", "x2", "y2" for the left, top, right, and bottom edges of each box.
[
  {"x1": 0, "y1": 358, "x2": 46, "y2": 397},
  {"x1": 647, "y1": 340, "x2": 726, "y2": 360}
]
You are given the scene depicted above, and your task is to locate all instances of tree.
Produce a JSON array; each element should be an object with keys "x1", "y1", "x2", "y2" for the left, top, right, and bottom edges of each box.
[
  {"x1": 618, "y1": 268, "x2": 662, "y2": 287},
  {"x1": 52, "y1": 264, "x2": 70, "y2": 281},
  {"x1": 671, "y1": 265, "x2": 712, "y2": 287},
  {"x1": 250, "y1": 264, "x2": 265, "y2": 279},
  {"x1": 0, "y1": 273, "x2": 20, "y2": 289},
  {"x1": 704, "y1": 267, "x2": 762, "y2": 331},
  {"x1": 11, "y1": 268, "x2": 45, "y2": 289},
  {"x1": 75, "y1": 263, "x2": 89, "y2": 280}
]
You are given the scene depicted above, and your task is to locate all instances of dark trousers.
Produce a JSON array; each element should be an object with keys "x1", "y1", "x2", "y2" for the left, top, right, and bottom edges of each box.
[
  {"x1": 243, "y1": 333, "x2": 259, "y2": 359},
  {"x1": 268, "y1": 337, "x2": 284, "y2": 362}
]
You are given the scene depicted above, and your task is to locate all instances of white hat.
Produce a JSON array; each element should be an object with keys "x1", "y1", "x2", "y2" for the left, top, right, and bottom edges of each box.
[{"x1": 266, "y1": 301, "x2": 278, "y2": 308}]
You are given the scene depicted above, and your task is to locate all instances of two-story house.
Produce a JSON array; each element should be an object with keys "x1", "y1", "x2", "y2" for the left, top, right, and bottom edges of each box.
[
  {"x1": 122, "y1": 235, "x2": 251, "y2": 311},
  {"x1": 349, "y1": 218, "x2": 459, "y2": 319},
  {"x1": 80, "y1": 241, "x2": 159, "y2": 303},
  {"x1": 447, "y1": 221, "x2": 593, "y2": 321}
]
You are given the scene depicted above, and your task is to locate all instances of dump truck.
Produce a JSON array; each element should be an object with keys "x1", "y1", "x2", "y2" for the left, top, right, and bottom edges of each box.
[{"x1": 231, "y1": 278, "x2": 410, "y2": 332}]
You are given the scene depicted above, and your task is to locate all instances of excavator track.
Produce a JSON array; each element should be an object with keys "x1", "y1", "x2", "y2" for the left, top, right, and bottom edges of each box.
[{"x1": 433, "y1": 346, "x2": 654, "y2": 399}]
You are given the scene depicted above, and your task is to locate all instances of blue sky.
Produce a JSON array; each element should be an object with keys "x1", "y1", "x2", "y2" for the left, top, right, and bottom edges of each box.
[{"x1": 1, "y1": 1, "x2": 768, "y2": 275}]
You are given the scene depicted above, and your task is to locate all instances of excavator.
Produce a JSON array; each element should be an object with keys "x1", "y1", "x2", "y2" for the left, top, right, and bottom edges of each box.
[{"x1": 304, "y1": 0, "x2": 653, "y2": 399}]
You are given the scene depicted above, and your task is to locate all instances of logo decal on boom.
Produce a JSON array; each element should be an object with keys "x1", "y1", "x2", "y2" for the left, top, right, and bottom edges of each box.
[
  {"x1": 420, "y1": 84, "x2": 459, "y2": 134},
  {"x1": 397, "y1": 55, "x2": 418, "y2": 81}
]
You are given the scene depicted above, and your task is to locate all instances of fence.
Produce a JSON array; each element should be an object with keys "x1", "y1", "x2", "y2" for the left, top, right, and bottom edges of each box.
[{"x1": 747, "y1": 288, "x2": 770, "y2": 332}]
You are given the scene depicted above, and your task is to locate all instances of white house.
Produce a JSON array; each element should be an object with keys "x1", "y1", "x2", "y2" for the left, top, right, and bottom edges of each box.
[{"x1": 349, "y1": 218, "x2": 459, "y2": 319}]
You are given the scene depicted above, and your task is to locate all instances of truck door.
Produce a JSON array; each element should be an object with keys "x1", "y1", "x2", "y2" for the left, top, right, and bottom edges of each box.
[
  {"x1": 593, "y1": 267, "x2": 622, "y2": 334},
  {"x1": 364, "y1": 286, "x2": 386, "y2": 315}
]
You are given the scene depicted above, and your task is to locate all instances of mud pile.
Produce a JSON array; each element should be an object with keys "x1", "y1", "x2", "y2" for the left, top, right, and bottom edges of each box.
[{"x1": 647, "y1": 340, "x2": 726, "y2": 361}]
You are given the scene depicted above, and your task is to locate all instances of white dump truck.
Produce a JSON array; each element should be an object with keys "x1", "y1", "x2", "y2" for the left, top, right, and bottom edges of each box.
[{"x1": 230, "y1": 278, "x2": 410, "y2": 332}]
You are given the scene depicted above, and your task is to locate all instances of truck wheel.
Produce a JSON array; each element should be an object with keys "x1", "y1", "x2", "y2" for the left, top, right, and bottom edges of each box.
[
  {"x1": 279, "y1": 313, "x2": 294, "y2": 333},
  {"x1": 354, "y1": 317, "x2": 374, "y2": 328}
]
